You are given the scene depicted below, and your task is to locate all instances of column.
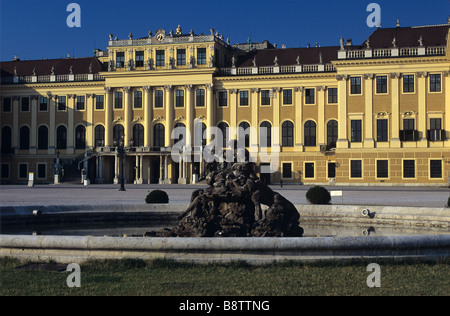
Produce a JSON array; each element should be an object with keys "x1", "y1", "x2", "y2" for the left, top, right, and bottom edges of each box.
[
  {"x1": 67, "y1": 94, "x2": 75, "y2": 154},
  {"x1": 164, "y1": 154, "x2": 170, "y2": 184},
  {"x1": 30, "y1": 96, "x2": 38, "y2": 154},
  {"x1": 250, "y1": 88, "x2": 259, "y2": 154},
  {"x1": 444, "y1": 71, "x2": 450, "y2": 149},
  {"x1": 272, "y1": 88, "x2": 281, "y2": 150},
  {"x1": 86, "y1": 94, "x2": 94, "y2": 149},
  {"x1": 206, "y1": 83, "x2": 215, "y2": 143},
  {"x1": 123, "y1": 87, "x2": 132, "y2": 147},
  {"x1": 159, "y1": 155, "x2": 164, "y2": 184},
  {"x1": 317, "y1": 86, "x2": 326, "y2": 147},
  {"x1": 185, "y1": 85, "x2": 194, "y2": 147},
  {"x1": 390, "y1": 73, "x2": 401, "y2": 147},
  {"x1": 165, "y1": 85, "x2": 173, "y2": 147},
  {"x1": 139, "y1": 155, "x2": 143, "y2": 184},
  {"x1": 143, "y1": 86, "x2": 153, "y2": 148},
  {"x1": 294, "y1": 87, "x2": 304, "y2": 151},
  {"x1": 48, "y1": 93, "x2": 56, "y2": 154},
  {"x1": 336, "y1": 75, "x2": 349, "y2": 149},
  {"x1": 104, "y1": 87, "x2": 113, "y2": 147},
  {"x1": 417, "y1": 72, "x2": 428, "y2": 148},
  {"x1": 114, "y1": 154, "x2": 119, "y2": 184},
  {"x1": 230, "y1": 89, "x2": 238, "y2": 139},
  {"x1": 364, "y1": 74, "x2": 375, "y2": 148},
  {"x1": 11, "y1": 96, "x2": 19, "y2": 154}
]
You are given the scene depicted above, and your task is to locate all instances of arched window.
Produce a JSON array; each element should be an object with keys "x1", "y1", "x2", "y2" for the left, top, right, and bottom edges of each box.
[
  {"x1": 259, "y1": 121, "x2": 272, "y2": 147},
  {"x1": 113, "y1": 124, "x2": 124, "y2": 142},
  {"x1": 238, "y1": 122, "x2": 250, "y2": 148},
  {"x1": 75, "y1": 125, "x2": 86, "y2": 149},
  {"x1": 194, "y1": 121, "x2": 207, "y2": 147},
  {"x1": 217, "y1": 122, "x2": 229, "y2": 148},
  {"x1": 153, "y1": 123, "x2": 165, "y2": 148},
  {"x1": 304, "y1": 120, "x2": 316, "y2": 147},
  {"x1": 37, "y1": 125, "x2": 48, "y2": 150},
  {"x1": 173, "y1": 123, "x2": 186, "y2": 144},
  {"x1": 282, "y1": 121, "x2": 294, "y2": 147},
  {"x1": 133, "y1": 124, "x2": 144, "y2": 147},
  {"x1": 1, "y1": 126, "x2": 12, "y2": 154},
  {"x1": 19, "y1": 126, "x2": 30, "y2": 150},
  {"x1": 327, "y1": 120, "x2": 338, "y2": 149},
  {"x1": 56, "y1": 125, "x2": 67, "y2": 150},
  {"x1": 94, "y1": 125, "x2": 105, "y2": 148}
]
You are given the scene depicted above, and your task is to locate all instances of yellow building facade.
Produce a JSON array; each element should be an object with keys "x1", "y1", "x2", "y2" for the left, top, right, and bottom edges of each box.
[{"x1": 1, "y1": 23, "x2": 449, "y2": 186}]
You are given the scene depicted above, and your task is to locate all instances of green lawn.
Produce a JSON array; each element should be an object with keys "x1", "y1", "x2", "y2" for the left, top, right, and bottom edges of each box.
[{"x1": 1, "y1": 257, "x2": 449, "y2": 296}]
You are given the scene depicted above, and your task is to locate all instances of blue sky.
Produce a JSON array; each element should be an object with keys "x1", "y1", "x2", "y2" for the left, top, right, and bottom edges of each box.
[{"x1": 0, "y1": 0, "x2": 449, "y2": 61}]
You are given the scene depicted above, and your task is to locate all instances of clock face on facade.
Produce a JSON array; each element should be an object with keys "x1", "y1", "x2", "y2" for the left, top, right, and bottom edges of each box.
[{"x1": 156, "y1": 33, "x2": 165, "y2": 42}]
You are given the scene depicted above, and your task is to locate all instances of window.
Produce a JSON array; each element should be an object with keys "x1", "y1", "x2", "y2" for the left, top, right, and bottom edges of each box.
[
  {"x1": 403, "y1": 160, "x2": 415, "y2": 178},
  {"x1": 94, "y1": 125, "x2": 105, "y2": 147},
  {"x1": 197, "y1": 48, "x2": 206, "y2": 65},
  {"x1": 135, "y1": 51, "x2": 144, "y2": 67},
  {"x1": 116, "y1": 52, "x2": 125, "y2": 68},
  {"x1": 282, "y1": 121, "x2": 294, "y2": 147},
  {"x1": 351, "y1": 120, "x2": 362, "y2": 142},
  {"x1": 19, "y1": 126, "x2": 30, "y2": 150},
  {"x1": 238, "y1": 122, "x2": 250, "y2": 148},
  {"x1": 21, "y1": 97, "x2": 30, "y2": 112},
  {"x1": 154, "y1": 90, "x2": 163, "y2": 108},
  {"x1": 403, "y1": 75, "x2": 415, "y2": 93},
  {"x1": 401, "y1": 118, "x2": 418, "y2": 141},
  {"x1": 304, "y1": 121, "x2": 316, "y2": 147},
  {"x1": 39, "y1": 96, "x2": 48, "y2": 111},
  {"x1": 156, "y1": 50, "x2": 165, "y2": 67},
  {"x1": 328, "y1": 88, "x2": 338, "y2": 104},
  {"x1": 75, "y1": 125, "x2": 86, "y2": 149},
  {"x1": 430, "y1": 74, "x2": 441, "y2": 92},
  {"x1": 304, "y1": 163, "x2": 315, "y2": 179},
  {"x1": 377, "y1": 119, "x2": 388, "y2": 142},
  {"x1": 1, "y1": 126, "x2": 12, "y2": 154},
  {"x1": 376, "y1": 76, "x2": 388, "y2": 94},
  {"x1": 113, "y1": 125, "x2": 124, "y2": 142},
  {"x1": 196, "y1": 89, "x2": 205, "y2": 107},
  {"x1": 282, "y1": 163, "x2": 292, "y2": 179},
  {"x1": 218, "y1": 91, "x2": 227, "y2": 107},
  {"x1": 37, "y1": 163, "x2": 46, "y2": 179},
  {"x1": 377, "y1": 160, "x2": 389, "y2": 178},
  {"x1": 2, "y1": 98, "x2": 11, "y2": 112},
  {"x1": 56, "y1": 126, "x2": 67, "y2": 150},
  {"x1": 430, "y1": 160, "x2": 442, "y2": 179},
  {"x1": 175, "y1": 90, "x2": 184, "y2": 108},
  {"x1": 350, "y1": 77, "x2": 361, "y2": 94},
  {"x1": 76, "y1": 96, "x2": 85, "y2": 111},
  {"x1": 1, "y1": 164, "x2": 9, "y2": 179},
  {"x1": 259, "y1": 121, "x2": 272, "y2": 147},
  {"x1": 57, "y1": 96, "x2": 66, "y2": 111},
  {"x1": 351, "y1": 160, "x2": 362, "y2": 178},
  {"x1": 133, "y1": 124, "x2": 144, "y2": 147},
  {"x1": 283, "y1": 89, "x2": 292, "y2": 105},
  {"x1": 194, "y1": 122, "x2": 207, "y2": 147},
  {"x1": 114, "y1": 91, "x2": 123, "y2": 109},
  {"x1": 239, "y1": 91, "x2": 249, "y2": 106},
  {"x1": 37, "y1": 126, "x2": 48, "y2": 150},
  {"x1": 19, "y1": 163, "x2": 28, "y2": 179},
  {"x1": 217, "y1": 122, "x2": 229, "y2": 148},
  {"x1": 153, "y1": 123, "x2": 165, "y2": 147},
  {"x1": 428, "y1": 118, "x2": 445, "y2": 141},
  {"x1": 96, "y1": 95, "x2": 104, "y2": 110},
  {"x1": 328, "y1": 162, "x2": 336, "y2": 179},
  {"x1": 177, "y1": 49, "x2": 186, "y2": 66},
  {"x1": 173, "y1": 123, "x2": 186, "y2": 144},
  {"x1": 327, "y1": 120, "x2": 338, "y2": 149},
  {"x1": 261, "y1": 90, "x2": 271, "y2": 106},
  {"x1": 134, "y1": 91, "x2": 142, "y2": 109},
  {"x1": 305, "y1": 88, "x2": 315, "y2": 104}
]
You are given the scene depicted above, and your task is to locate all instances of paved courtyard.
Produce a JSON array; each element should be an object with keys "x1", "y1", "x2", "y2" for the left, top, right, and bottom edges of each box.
[{"x1": 0, "y1": 183, "x2": 449, "y2": 208}]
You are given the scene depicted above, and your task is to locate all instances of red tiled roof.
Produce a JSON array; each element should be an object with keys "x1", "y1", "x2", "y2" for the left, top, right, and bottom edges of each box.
[{"x1": 0, "y1": 57, "x2": 105, "y2": 78}]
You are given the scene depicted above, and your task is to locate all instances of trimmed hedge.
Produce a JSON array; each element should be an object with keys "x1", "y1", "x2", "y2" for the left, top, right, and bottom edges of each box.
[
  {"x1": 447, "y1": 196, "x2": 450, "y2": 208},
  {"x1": 145, "y1": 190, "x2": 169, "y2": 204},
  {"x1": 306, "y1": 186, "x2": 331, "y2": 205}
]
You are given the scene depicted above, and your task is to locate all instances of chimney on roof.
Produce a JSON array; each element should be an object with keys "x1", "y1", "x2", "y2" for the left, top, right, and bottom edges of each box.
[
  {"x1": 345, "y1": 39, "x2": 352, "y2": 46},
  {"x1": 447, "y1": 16, "x2": 450, "y2": 25},
  {"x1": 282, "y1": 44, "x2": 286, "y2": 49},
  {"x1": 12, "y1": 55, "x2": 20, "y2": 62},
  {"x1": 396, "y1": 18, "x2": 400, "y2": 28}
]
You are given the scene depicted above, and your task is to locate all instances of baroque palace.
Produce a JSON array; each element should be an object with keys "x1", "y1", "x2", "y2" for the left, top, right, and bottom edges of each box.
[{"x1": 1, "y1": 20, "x2": 450, "y2": 186}]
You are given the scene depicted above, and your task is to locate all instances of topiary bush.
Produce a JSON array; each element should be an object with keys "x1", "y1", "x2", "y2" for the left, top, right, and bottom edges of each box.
[
  {"x1": 145, "y1": 190, "x2": 169, "y2": 204},
  {"x1": 306, "y1": 186, "x2": 331, "y2": 205},
  {"x1": 447, "y1": 196, "x2": 450, "y2": 208}
]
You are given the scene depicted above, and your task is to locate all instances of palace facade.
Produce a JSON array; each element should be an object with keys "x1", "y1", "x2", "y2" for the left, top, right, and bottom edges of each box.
[{"x1": 1, "y1": 22, "x2": 449, "y2": 186}]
